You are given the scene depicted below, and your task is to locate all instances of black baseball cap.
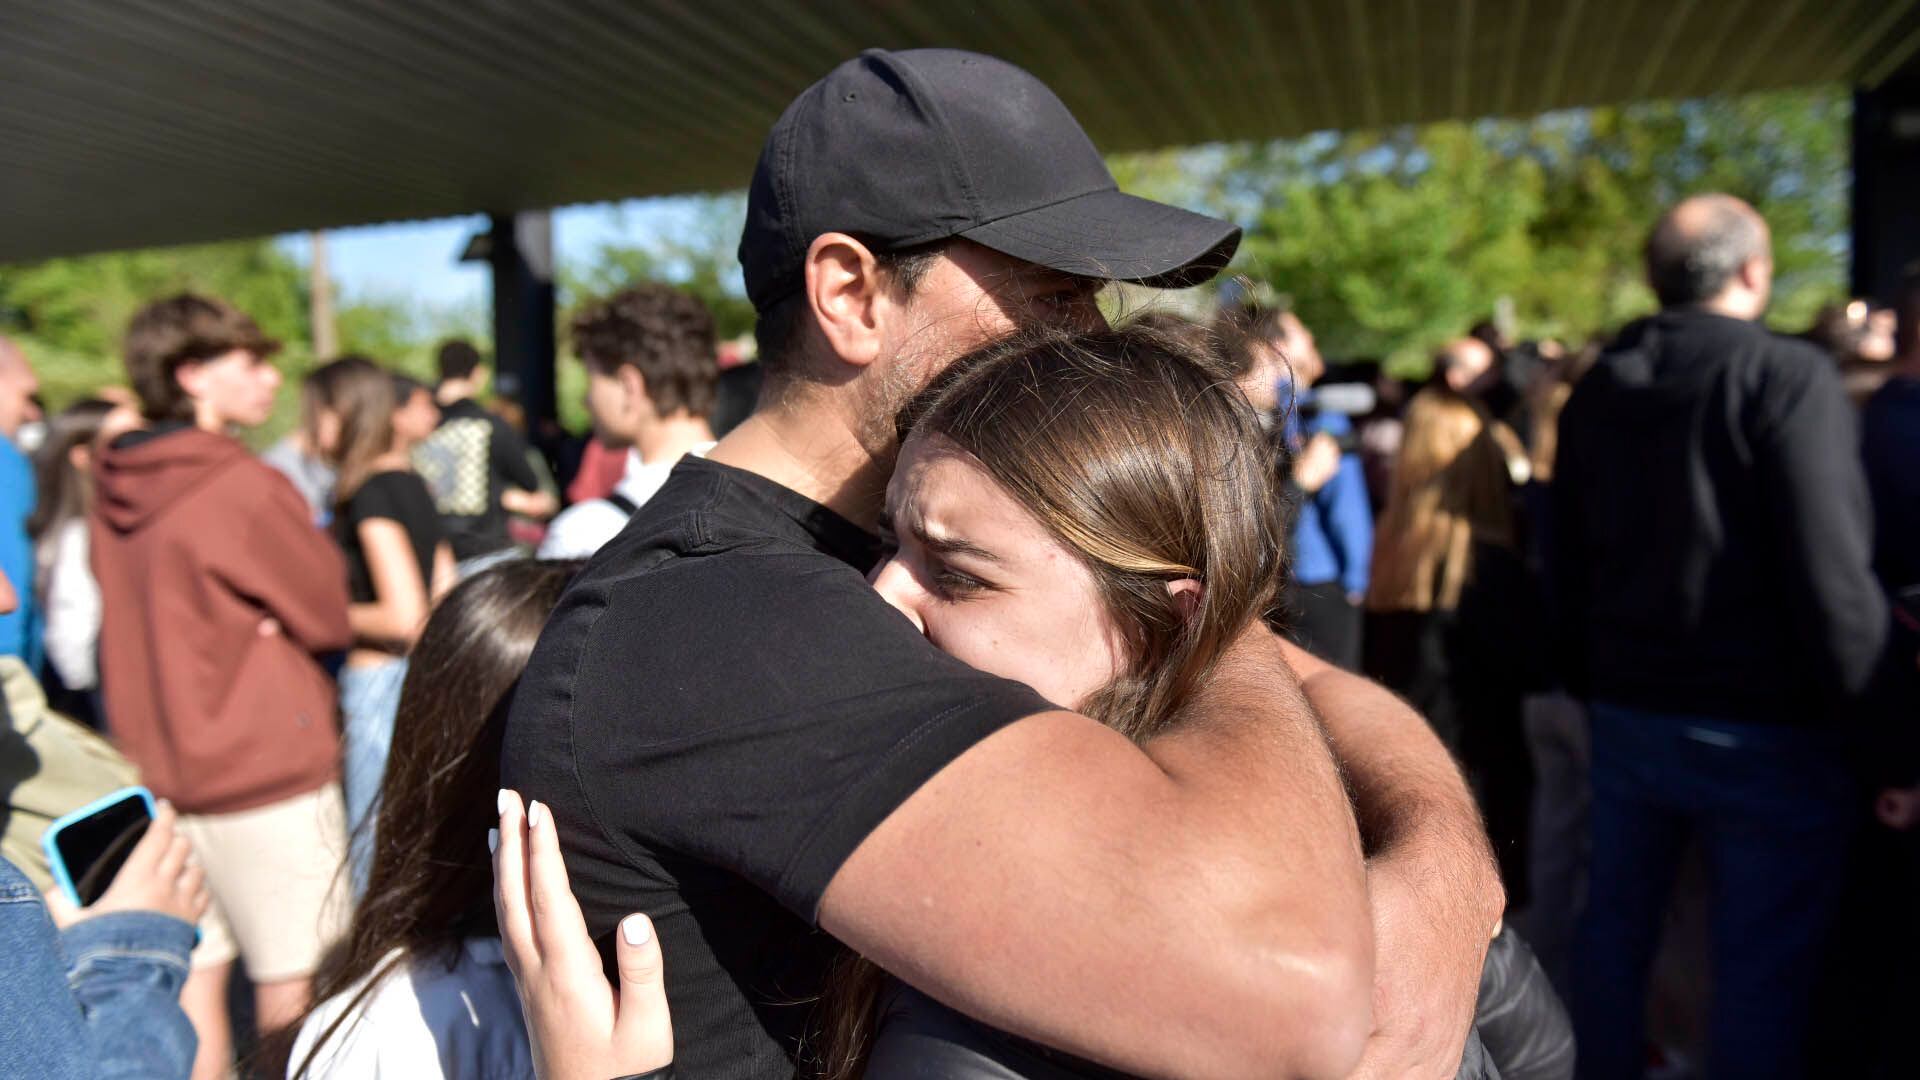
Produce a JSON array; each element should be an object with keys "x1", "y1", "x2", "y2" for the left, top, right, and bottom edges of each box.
[{"x1": 739, "y1": 48, "x2": 1241, "y2": 312}]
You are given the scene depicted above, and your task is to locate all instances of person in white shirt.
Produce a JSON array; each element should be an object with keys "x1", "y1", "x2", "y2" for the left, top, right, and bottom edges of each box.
[
  {"x1": 279, "y1": 558, "x2": 668, "y2": 1079},
  {"x1": 28, "y1": 398, "x2": 141, "y2": 723},
  {"x1": 539, "y1": 286, "x2": 720, "y2": 560}
]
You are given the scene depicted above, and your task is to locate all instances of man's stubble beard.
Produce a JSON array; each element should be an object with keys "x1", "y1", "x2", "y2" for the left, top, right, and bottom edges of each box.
[{"x1": 853, "y1": 336, "x2": 949, "y2": 465}]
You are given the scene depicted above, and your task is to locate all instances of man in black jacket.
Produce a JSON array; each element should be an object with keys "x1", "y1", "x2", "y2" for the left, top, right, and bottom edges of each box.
[{"x1": 1553, "y1": 194, "x2": 1889, "y2": 1079}]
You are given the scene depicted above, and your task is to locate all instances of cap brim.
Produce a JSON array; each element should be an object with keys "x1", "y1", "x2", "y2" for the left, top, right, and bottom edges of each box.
[{"x1": 958, "y1": 189, "x2": 1241, "y2": 289}]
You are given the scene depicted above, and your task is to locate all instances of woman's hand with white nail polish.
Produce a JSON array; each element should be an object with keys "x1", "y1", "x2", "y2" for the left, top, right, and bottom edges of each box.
[{"x1": 492, "y1": 788, "x2": 673, "y2": 1079}]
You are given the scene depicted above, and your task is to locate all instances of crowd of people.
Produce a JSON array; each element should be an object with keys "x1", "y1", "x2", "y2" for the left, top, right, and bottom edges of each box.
[{"x1": 0, "y1": 45, "x2": 1915, "y2": 1080}]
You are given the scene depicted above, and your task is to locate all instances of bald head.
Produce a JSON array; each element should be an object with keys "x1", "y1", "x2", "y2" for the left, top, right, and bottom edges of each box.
[
  {"x1": 0, "y1": 335, "x2": 40, "y2": 440},
  {"x1": 1645, "y1": 194, "x2": 1772, "y2": 315}
]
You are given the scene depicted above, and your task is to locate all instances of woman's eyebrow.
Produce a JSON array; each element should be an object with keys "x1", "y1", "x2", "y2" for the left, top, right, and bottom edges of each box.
[{"x1": 910, "y1": 516, "x2": 1003, "y2": 563}]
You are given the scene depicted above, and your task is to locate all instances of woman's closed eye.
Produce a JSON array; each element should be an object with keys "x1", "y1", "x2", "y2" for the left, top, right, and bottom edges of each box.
[{"x1": 929, "y1": 562, "x2": 992, "y2": 600}]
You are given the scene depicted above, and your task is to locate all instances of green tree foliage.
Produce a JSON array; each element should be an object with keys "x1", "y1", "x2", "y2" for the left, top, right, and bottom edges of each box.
[
  {"x1": 0, "y1": 239, "x2": 311, "y2": 406},
  {"x1": 562, "y1": 194, "x2": 755, "y2": 342},
  {"x1": 1123, "y1": 87, "x2": 1849, "y2": 373}
]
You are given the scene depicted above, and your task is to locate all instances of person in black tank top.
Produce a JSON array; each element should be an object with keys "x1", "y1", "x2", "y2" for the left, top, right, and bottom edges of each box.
[{"x1": 308, "y1": 357, "x2": 455, "y2": 891}]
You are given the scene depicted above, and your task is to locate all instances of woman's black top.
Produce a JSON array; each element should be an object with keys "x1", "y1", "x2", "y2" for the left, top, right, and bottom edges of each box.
[
  {"x1": 1362, "y1": 540, "x2": 1545, "y2": 750},
  {"x1": 332, "y1": 470, "x2": 442, "y2": 604},
  {"x1": 1364, "y1": 539, "x2": 1546, "y2": 905}
]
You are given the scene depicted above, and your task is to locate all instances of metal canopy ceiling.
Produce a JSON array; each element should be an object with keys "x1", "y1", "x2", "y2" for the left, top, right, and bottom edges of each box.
[{"x1": 4, "y1": 0, "x2": 1919, "y2": 264}]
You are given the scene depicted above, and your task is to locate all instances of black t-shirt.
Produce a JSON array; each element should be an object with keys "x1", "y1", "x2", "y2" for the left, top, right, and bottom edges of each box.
[
  {"x1": 501, "y1": 456, "x2": 1050, "y2": 1079},
  {"x1": 332, "y1": 470, "x2": 442, "y2": 604},
  {"x1": 417, "y1": 397, "x2": 542, "y2": 560}
]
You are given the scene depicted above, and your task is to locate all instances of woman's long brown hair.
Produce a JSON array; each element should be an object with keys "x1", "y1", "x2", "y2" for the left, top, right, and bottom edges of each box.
[
  {"x1": 815, "y1": 321, "x2": 1287, "y2": 1077},
  {"x1": 1366, "y1": 387, "x2": 1516, "y2": 612},
  {"x1": 26, "y1": 398, "x2": 119, "y2": 540},
  {"x1": 307, "y1": 354, "x2": 399, "y2": 507},
  {"x1": 270, "y1": 558, "x2": 583, "y2": 1078}
]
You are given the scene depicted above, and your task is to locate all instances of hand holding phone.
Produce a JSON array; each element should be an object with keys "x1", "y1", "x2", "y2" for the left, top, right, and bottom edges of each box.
[{"x1": 42, "y1": 789, "x2": 209, "y2": 930}]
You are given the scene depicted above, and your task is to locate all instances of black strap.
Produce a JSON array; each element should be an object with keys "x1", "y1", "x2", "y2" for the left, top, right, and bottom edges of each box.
[
  {"x1": 604, "y1": 491, "x2": 640, "y2": 518},
  {"x1": 608, "y1": 1069, "x2": 673, "y2": 1080}
]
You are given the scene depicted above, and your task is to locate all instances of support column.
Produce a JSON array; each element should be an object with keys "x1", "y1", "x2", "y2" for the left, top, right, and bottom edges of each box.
[
  {"x1": 483, "y1": 211, "x2": 558, "y2": 424},
  {"x1": 1852, "y1": 73, "x2": 1920, "y2": 305}
]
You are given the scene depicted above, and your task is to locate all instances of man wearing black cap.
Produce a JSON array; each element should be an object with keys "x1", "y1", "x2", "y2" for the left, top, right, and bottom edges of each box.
[{"x1": 503, "y1": 49, "x2": 1501, "y2": 1078}]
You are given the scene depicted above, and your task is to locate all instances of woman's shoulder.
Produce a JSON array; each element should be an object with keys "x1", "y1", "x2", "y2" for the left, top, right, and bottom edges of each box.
[
  {"x1": 346, "y1": 470, "x2": 436, "y2": 516},
  {"x1": 291, "y1": 941, "x2": 529, "y2": 1079},
  {"x1": 360, "y1": 468, "x2": 434, "y2": 498},
  {"x1": 36, "y1": 516, "x2": 88, "y2": 573}
]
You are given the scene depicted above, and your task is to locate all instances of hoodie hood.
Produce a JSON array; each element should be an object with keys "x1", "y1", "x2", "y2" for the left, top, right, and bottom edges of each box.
[{"x1": 95, "y1": 425, "x2": 252, "y2": 534}]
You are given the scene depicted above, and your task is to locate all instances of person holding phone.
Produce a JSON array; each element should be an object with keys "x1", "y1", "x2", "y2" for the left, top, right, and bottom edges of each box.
[{"x1": 0, "y1": 566, "x2": 209, "y2": 1080}]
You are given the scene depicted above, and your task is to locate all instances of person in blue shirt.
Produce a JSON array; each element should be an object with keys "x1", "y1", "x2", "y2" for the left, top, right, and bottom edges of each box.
[
  {"x1": 1274, "y1": 313, "x2": 1374, "y2": 670},
  {"x1": 0, "y1": 337, "x2": 43, "y2": 668}
]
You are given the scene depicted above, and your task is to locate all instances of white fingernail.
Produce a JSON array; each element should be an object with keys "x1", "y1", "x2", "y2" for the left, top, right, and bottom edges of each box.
[
  {"x1": 527, "y1": 801, "x2": 545, "y2": 830},
  {"x1": 497, "y1": 789, "x2": 510, "y2": 816},
  {"x1": 621, "y1": 914, "x2": 651, "y2": 946},
  {"x1": 487, "y1": 828, "x2": 499, "y2": 854}
]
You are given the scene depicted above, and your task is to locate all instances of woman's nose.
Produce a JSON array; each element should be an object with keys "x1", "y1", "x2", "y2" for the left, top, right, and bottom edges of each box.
[{"x1": 868, "y1": 556, "x2": 927, "y2": 634}]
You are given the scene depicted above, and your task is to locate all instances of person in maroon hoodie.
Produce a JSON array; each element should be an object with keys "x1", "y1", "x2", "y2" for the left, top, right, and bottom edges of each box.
[{"x1": 92, "y1": 293, "x2": 353, "y2": 1080}]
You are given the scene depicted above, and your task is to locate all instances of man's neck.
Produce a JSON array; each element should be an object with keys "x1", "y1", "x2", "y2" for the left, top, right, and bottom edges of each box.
[
  {"x1": 437, "y1": 379, "x2": 477, "y2": 405},
  {"x1": 192, "y1": 403, "x2": 233, "y2": 436},
  {"x1": 704, "y1": 397, "x2": 890, "y2": 531},
  {"x1": 1692, "y1": 294, "x2": 1762, "y2": 322},
  {"x1": 635, "y1": 413, "x2": 715, "y2": 465}
]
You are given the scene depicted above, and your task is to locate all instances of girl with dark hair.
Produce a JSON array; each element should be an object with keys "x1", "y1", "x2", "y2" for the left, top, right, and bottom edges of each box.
[
  {"x1": 281, "y1": 558, "x2": 627, "y2": 1078},
  {"x1": 307, "y1": 356, "x2": 457, "y2": 888},
  {"x1": 29, "y1": 397, "x2": 142, "y2": 725}
]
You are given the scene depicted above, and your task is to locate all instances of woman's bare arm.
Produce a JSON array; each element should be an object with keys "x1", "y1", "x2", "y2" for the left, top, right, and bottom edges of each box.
[{"x1": 347, "y1": 518, "x2": 431, "y2": 648}]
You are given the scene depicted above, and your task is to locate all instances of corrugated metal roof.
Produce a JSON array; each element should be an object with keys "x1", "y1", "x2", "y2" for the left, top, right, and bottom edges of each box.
[{"x1": 3, "y1": 0, "x2": 1917, "y2": 263}]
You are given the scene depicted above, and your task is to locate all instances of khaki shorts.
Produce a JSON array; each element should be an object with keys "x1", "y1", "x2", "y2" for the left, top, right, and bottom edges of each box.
[{"x1": 179, "y1": 782, "x2": 351, "y2": 982}]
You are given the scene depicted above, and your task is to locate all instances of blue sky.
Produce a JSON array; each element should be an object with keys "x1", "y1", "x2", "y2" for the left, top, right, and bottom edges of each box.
[{"x1": 274, "y1": 197, "x2": 716, "y2": 311}]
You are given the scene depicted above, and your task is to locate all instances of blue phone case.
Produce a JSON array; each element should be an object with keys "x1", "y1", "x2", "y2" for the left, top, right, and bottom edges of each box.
[{"x1": 41, "y1": 785, "x2": 157, "y2": 909}]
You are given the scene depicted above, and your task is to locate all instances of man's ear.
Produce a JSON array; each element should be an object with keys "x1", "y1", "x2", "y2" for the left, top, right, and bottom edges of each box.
[
  {"x1": 804, "y1": 232, "x2": 886, "y2": 370},
  {"x1": 617, "y1": 364, "x2": 651, "y2": 416},
  {"x1": 173, "y1": 359, "x2": 208, "y2": 402},
  {"x1": 1166, "y1": 578, "x2": 1204, "y2": 622}
]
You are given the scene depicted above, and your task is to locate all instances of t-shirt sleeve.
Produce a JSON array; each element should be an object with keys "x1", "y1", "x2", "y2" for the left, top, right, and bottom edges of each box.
[
  {"x1": 561, "y1": 545, "x2": 1052, "y2": 922},
  {"x1": 346, "y1": 473, "x2": 408, "y2": 526},
  {"x1": 489, "y1": 418, "x2": 543, "y2": 491}
]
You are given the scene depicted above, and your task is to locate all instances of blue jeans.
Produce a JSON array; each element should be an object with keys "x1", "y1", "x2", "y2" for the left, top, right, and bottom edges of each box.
[
  {"x1": 0, "y1": 855, "x2": 198, "y2": 1079},
  {"x1": 339, "y1": 657, "x2": 408, "y2": 896},
  {"x1": 1573, "y1": 704, "x2": 1858, "y2": 1079}
]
